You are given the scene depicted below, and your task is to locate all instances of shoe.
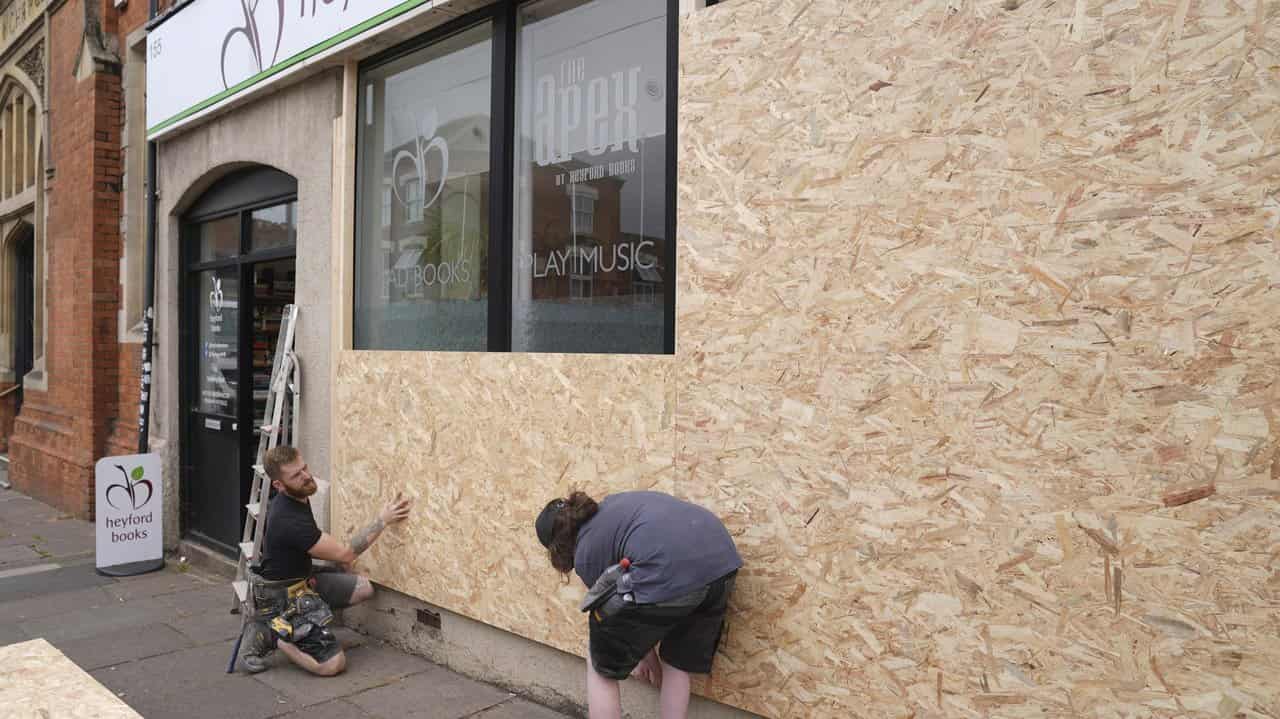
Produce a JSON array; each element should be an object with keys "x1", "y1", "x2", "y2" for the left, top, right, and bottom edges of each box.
[{"x1": 239, "y1": 652, "x2": 271, "y2": 674}]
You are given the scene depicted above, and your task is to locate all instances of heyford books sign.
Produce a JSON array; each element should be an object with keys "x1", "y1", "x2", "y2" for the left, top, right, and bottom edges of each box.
[
  {"x1": 95, "y1": 453, "x2": 164, "y2": 575},
  {"x1": 146, "y1": 0, "x2": 438, "y2": 139}
]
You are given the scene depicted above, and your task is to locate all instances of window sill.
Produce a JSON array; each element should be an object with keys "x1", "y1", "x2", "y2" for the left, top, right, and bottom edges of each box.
[
  {"x1": 22, "y1": 365, "x2": 46, "y2": 393},
  {"x1": 120, "y1": 317, "x2": 147, "y2": 344}
]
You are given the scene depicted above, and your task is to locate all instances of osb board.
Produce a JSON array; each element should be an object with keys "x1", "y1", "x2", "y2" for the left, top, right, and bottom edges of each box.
[
  {"x1": 0, "y1": 639, "x2": 143, "y2": 719},
  {"x1": 333, "y1": 353, "x2": 676, "y2": 649},
  {"x1": 674, "y1": 1, "x2": 1279, "y2": 717},
  {"x1": 336, "y1": 0, "x2": 1280, "y2": 717}
]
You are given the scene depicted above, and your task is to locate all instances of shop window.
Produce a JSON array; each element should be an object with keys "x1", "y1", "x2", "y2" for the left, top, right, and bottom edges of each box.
[
  {"x1": 511, "y1": 0, "x2": 669, "y2": 353},
  {"x1": 355, "y1": 22, "x2": 493, "y2": 351},
  {"x1": 354, "y1": 0, "x2": 673, "y2": 354}
]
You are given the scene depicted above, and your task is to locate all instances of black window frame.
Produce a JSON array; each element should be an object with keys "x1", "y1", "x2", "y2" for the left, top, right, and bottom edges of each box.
[{"x1": 353, "y1": 0, "x2": 678, "y2": 355}]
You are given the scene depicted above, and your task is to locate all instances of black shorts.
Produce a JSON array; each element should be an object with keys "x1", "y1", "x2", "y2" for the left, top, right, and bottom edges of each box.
[
  {"x1": 285, "y1": 570, "x2": 358, "y2": 664},
  {"x1": 589, "y1": 572, "x2": 736, "y2": 680},
  {"x1": 253, "y1": 569, "x2": 357, "y2": 664},
  {"x1": 292, "y1": 623, "x2": 342, "y2": 664},
  {"x1": 308, "y1": 568, "x2": 360, "y2": 610}
]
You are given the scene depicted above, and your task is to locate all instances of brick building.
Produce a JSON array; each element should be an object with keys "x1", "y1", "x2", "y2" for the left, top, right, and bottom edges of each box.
[{"x1": 2, "y1": 0, "x2": 160, "y2": 518}]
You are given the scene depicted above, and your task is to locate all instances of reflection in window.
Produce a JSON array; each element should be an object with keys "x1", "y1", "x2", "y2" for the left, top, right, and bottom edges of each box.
[
  {"x1": 568, "y1": 243, "x2": 595, "y2": 300},
  {"x1": 512, "y1": 0, "x2": 668, "y2": 354},
  {"x1": 354, "y1": 22, "x2": 493, "y2": 350},
  {"x1": 401, "y1": 178, "x2": 424, "y2": 225},
  {"x1": 198, "y1": 215, "x2": 240, "y2": 262},
  {"x1": 250, "y1": 202, "x2": 297, "y2": 252},
  {"x1": 571, "y1": 186, "x2": 596, "y2": 236}
]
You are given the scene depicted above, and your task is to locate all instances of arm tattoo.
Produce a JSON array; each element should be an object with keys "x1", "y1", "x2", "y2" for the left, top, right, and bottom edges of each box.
[{"x1": 349, "y1": 517, "x2": 386, "y2": 556}]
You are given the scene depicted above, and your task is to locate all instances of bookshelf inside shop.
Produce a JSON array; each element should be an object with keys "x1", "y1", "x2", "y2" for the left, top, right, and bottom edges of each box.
[{"x1": 252, "y1": 263, "x2": 295, "y2": 434}]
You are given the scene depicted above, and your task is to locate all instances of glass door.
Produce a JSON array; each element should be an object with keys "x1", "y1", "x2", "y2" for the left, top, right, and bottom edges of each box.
[
  {"x1": 187, "y1": 263, "x2": 242, "y2": 551},
  {"x1": 182, "y1": 171, "x2": 297, "y2": 555}
]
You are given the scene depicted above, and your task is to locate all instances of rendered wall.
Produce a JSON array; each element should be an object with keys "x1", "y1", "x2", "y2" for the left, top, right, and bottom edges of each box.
[
  {"x1": 336, "y1": 0, "x2": 1280, "y2": 716},
  {"x1": 156, "y1": 72, "x2": 342, "y2": 542}
]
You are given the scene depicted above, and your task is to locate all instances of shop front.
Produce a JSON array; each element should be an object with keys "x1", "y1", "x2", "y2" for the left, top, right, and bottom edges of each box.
[
  {"x1": 147, "y1": 0, "x2": 1280, "y2": 716},
  {"x1": 145, "y1": 0, "x2": 703, "y2": 713},
  {"x1": 147, "y1": 68, "x2": 342, "y2": 554},
  {"x1": 147, "y1": 0, "x2": 675, "y2": 562}
]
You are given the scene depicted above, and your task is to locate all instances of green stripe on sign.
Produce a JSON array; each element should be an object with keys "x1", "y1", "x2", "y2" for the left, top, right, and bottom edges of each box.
[{"x1": 147, "y1": 0, "x2": 434, "y2": 136}]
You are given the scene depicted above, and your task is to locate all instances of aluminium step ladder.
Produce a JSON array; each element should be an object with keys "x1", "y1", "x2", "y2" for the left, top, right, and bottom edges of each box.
[{"x1": 231, "y1": 303, "x2": 301, "y2": 613}]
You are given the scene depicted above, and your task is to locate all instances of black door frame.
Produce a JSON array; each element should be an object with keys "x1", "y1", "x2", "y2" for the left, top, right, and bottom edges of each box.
[{"x1": 179, "y1": 169, "x2": 296, "y2": 553}]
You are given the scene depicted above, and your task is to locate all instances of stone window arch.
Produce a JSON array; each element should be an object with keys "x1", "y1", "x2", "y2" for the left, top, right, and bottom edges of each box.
[
  {"x1": 0, "y1": 78, "x2": 39, "y2": 203},
  {"x1": 0, "y1": 74, "x2": 45, "y2": 396}
]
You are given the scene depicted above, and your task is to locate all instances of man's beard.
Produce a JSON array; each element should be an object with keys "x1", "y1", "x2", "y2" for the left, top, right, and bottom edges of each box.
[{"x1": 283, "y1": 479, "x2": 317, "y2": 500}]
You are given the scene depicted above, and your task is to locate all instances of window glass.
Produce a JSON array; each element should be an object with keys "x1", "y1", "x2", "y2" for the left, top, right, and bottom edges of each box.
[
  {"x1": 198, "y1": 215, "x2": 240, "y2": 262},
  {"x1": 252, "y1": 259, "x2": 295, "y2": 433},
  {"x1": 354, "y1": 22, "x2": 493, "y2": 350},
  {"x1": 512, "y1": 0, "x2": 668, "y2": 353},
  {"x1": 251, "y1": 202, "x2": 297, "y2": 252},
  {"x1": 196, "y1": 266, "x2": 239, "y2": 416}
]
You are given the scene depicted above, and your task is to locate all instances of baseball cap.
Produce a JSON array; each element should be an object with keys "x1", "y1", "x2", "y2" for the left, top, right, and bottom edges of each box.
[{"x1": 536, "y1": 498, "x2": 566, "y2": 548}]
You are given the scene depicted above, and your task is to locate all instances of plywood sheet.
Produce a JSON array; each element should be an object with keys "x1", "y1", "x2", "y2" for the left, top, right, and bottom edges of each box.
[
  {"x1": 334, "y1": 352, "x2": 675, "y2": 649},
  {"x1": 0, "y1": 639, "x2": 142, "y2": 719},
  {"x1": 336, "y1": 0, "x2": 1280, "y2": 716},
  {"x1": 672, "y1": 1, "x2": 1280, "y2": 715}
]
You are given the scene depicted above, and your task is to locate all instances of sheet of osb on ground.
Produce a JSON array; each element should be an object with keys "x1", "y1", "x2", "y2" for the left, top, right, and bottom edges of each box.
[
  {"x1": 0, "y1": 639, "x2": 142, "y2": 719},
  {"x1": 335, "y1": 0, "x2": 1280, "y2": 717}
]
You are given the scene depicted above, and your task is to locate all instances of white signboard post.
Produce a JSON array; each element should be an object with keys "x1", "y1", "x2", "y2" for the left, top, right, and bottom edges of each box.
[
  {"x1": 95, "y1": 453, "x2": 165, "y2": 576},
  {"x1": 146, "y1": 0, "x2": 435, "y2": 139}
]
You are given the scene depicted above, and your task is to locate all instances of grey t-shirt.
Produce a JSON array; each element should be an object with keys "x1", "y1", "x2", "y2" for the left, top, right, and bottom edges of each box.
[{"x1": 574, "y1": 491, "x2": 742, "y2": 604}]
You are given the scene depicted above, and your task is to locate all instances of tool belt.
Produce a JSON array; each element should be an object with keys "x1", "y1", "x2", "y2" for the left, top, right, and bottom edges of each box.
[
  {"x1": 581, "y1": 561, "x2": 720, "y2": 622},
  {"x1": 581, "y1": 560, "x2": 637, "y2": 621},
  {"x1": 248, "y1": 571, "x2": 336, "y2": 645}
]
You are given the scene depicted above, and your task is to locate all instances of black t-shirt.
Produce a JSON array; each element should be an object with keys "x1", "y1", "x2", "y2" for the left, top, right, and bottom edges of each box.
[{"x1": 258, "y1": 492, "x2": 322, "y2": 581}]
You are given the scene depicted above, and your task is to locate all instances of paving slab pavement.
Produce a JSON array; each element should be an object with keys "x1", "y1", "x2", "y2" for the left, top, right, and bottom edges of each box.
[
  {"x1": 0, "y1": 483, "x2": 576, "y2": 719},
  {"x1": 473, "y1": 699, "x2": 578, "y2": 719},
  {"x1": 344, "y1": 666, "x2": 513, "y2": 718},
  {"x1": 0, "y1": 563, "x2": 114, "y2": 602},
  {"x1": 57, "y1": 623, "x2": 196, "y2": 671}
]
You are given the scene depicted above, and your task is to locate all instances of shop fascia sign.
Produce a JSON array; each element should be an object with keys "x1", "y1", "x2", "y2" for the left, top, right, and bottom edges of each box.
[{"x1": 146, "y1": 0, "x2": 436, "y2": 139}]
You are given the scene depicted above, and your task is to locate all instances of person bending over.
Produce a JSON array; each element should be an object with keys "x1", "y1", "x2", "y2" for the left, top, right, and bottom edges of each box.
[
  {"x1": 535, "y1": 490, "x2": 742, "y2": 719},
  {"x1": 239, "y1": 445, "x2": 412, "y2": 676}
]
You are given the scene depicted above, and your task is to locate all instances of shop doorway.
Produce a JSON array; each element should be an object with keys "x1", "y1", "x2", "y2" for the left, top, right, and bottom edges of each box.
[
  {"x1": 181, "y1": 167, "x2": 297, "y2": 554},
  {"x1": 11, "y1": 225, "x2": 34, "y2": 411}
]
